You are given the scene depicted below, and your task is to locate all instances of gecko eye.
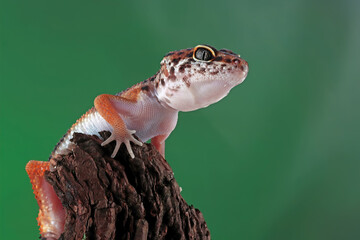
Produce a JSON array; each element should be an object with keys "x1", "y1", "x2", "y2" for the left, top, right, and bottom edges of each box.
[{"x1": 193, "y1": 45, "x2": 216, "y2": 62}]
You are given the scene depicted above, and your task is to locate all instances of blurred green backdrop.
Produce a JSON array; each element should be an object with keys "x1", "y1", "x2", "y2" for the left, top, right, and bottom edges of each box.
[{"x1": 1, "y1": 0, "x2": 360, "y2": 239}]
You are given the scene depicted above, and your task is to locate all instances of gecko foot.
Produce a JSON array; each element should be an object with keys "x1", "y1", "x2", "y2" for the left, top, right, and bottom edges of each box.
[{"x1": 101, "y1": 129, "x2": 143, "y2": 159}]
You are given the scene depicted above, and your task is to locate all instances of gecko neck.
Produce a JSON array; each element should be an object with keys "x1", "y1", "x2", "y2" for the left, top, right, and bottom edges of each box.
[{"x1": 147, "y1": 72, "x2": 179, "y2": 112}]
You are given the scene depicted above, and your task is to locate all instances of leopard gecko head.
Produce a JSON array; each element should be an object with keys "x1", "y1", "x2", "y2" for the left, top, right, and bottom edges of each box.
[{"x1": 155, "y1": 44, "x2": 249, "y2": 112}]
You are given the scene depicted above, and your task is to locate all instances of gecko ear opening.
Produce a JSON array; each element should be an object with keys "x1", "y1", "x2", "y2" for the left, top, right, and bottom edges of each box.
[{"x1": 26, "y1": 160, "x2": 65, "y2": 239}]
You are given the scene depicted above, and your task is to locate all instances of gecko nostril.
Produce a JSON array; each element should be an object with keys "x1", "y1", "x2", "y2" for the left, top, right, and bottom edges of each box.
[{"x1": 232, "y1": 58, "x2": 248, "y2": 73}]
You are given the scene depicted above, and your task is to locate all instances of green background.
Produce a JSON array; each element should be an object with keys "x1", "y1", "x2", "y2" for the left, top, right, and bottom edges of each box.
[{"x1": 1, "y1": 0, "x2": 359, "y2": 239}]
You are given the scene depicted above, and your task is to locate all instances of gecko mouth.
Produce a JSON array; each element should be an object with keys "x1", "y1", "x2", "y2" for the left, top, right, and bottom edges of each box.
[{"x1": 26, "y1": 160, "x2": 65, "y2": 239}]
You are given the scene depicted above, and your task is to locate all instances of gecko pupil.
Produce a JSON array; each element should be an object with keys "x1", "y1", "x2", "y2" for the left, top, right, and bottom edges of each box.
[{"x1": 195, "y1": 48, "x2": 213, "y2": 61}]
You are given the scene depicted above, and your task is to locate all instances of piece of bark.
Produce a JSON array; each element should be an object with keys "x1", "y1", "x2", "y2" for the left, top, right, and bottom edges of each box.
[{"x1": 45, "y1": 132, "x2": 210, "y2": 240}]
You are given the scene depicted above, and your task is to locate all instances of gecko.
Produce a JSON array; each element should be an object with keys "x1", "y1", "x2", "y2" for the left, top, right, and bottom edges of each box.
[{"x1": 26, "y1": 44, "x2": 249, "y2": 239}]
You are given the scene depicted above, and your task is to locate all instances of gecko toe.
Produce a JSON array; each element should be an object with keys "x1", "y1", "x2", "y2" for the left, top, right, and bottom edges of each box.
[
  {"x1": 101, "y1": 134, "x2": 115, "y2": 146},
  {"x1": 111, "y1": 141, "x2": 122, "y2": 158},
  {"x1": 125, "y1": 141, "x2": 135, "y2": 159},
  {"x1": 130, "y1": 136, "x2": 143, "y2": 146}
]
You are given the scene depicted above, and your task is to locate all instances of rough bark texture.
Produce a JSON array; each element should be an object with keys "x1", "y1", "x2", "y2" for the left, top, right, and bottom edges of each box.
[{"x1": 45, "y1": 132, "x2": 210, "y2": 240}]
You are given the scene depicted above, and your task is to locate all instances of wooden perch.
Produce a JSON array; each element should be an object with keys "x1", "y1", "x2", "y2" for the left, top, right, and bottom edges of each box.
[{"x1": 45, "y1": 132, "x2": 210, "y2": 240}]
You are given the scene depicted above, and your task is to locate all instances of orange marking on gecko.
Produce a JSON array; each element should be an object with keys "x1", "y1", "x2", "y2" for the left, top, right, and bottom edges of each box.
[
  {"x1": 26, "y1": 161, "x2": 65, "y2": 239},
  {"x1": 162, "y1": 64, "x2": 169, "y2": 77},
  {"x1": 94, "y1": 94, "x2": 127, "y2": 132},
  {"x1": 94, "y1": 87, "x2": 141, "y2": 134},
  {"x1": 119, "y1": 85, "x2": 142, "y2": 102}
]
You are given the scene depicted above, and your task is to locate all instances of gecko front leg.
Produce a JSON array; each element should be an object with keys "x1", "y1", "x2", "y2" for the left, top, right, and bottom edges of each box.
[{"x1": 94, "y1": 94, "x2": 143, "y2": 158}]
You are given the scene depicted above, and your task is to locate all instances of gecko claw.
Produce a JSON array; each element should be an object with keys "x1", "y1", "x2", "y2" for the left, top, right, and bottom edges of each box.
[{"x1": 102, "y1": 129, "x2": 143, "y2": 159}]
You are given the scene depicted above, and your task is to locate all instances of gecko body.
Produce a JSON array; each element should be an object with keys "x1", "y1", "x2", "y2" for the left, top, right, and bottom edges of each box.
[{"x1": 26, "y1": 45, "x2": 249, "y2": 239}]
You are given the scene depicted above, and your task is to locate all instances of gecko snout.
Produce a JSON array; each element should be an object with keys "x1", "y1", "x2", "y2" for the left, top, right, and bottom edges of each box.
[
  {"x1": 232, "y1": 58, "x2": 248, "y2": 73},
  {"x1": 239, "y1": 59, "x2": 249, "y2": 74}
]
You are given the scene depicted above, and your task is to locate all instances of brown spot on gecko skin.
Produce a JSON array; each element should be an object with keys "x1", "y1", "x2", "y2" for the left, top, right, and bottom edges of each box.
[
  {"x1": 179, "y1": 65, "x2": 185, "y2": 73},
  {"x1": 199, "y1": 68, "x2": 206, "y2": 74},
  {"x1": 141, "y1": 85, "x2": 149, "y2": 91},
  {"x1": 214, "y1": 56, "x2": 223, "y2": 61},
  {"x1": 155, "y1": 82, "x2": 159, "y2": 88},
  {"x1": 149, "y1": 76, "x2": 155, "y2": 81},
  {"x1": 225, "y1": 58, "x2": 232, "y2": 63},
  {"x1": 210, "y1": 70, "x2": 219, "y2": 75},
  {"x1": 161, "y1": 79, "x2": 165, "y2": 86},
  {"x1": 172, "y1": 58, "x2": 181, "y2": 65},
  {"x1": 240, "y1": 65, "x2": 245, "y2": 71},
  {"x1": 177, "y1": 51, "x2": 184, "y2": 55},
  {"x1": 221, "y1": 63, "x2": 227, "y2": 67},
  {"x1": 186, "y1": 52, "x2": 193, "y2": 58},
  {"x1": 182, "y1": 76, "x2": 191, "y2": 87},
  {"x1": 169, "y1": 67, "x2": 176, "y2": 80}
]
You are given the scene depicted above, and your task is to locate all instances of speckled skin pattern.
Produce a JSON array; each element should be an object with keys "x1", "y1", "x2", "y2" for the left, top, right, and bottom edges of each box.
[{"x1": 26, "y1": 45, "x2": 248, "y2": 239}]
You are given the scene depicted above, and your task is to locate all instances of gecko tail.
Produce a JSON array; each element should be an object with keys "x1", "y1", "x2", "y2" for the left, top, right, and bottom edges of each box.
[{"x1": 26, "y1": 160, "x2": 65, "y2": 239}]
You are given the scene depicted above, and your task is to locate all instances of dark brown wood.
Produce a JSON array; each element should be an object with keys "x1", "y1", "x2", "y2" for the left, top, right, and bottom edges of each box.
[{"x1": 45, "y1": 132, "x2": 210, "y2": 240}]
